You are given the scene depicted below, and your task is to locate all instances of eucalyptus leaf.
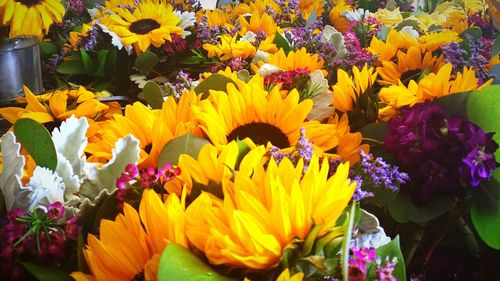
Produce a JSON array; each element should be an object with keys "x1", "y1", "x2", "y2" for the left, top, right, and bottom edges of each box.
[
  {"x1": 433, "y1": 90, "x2": 471, "y2": 117},
  {"x1": 388, "y1": 191, "x2": 453, "y2": 223},
  {"x1": 194, "y1": 74, "x2": 237, "y2": 97},
  {"x1": 158, "y1": 132, "x2": 209, "y2": 166},
  {"x1": 471, "y1": 200, "x2": 500, "y2": 249},
  {"x1": 157, "y1": 243, "x2": 236, "y2": 281},
  {"x1": 375, "y1": 236, "x2": 406, "y2": 281},
  {"x1": 13, "y1": 118, "x2": 57, "y2": 171},
  {"x1": 460, "y1": 27, "x2": 482, "y2": 40},
  {"x1": 141, "y1": 81, "x2": 164, "y2": 109},
  {"x1": 18, "y1": 261, "x2": 71, "y2": 281},
  {"x1": 305, "y1": 11, "x2": 317, "y2": 28},
  {"x1": 134, "y1": 51, "x2": 159, "y2": 75}
]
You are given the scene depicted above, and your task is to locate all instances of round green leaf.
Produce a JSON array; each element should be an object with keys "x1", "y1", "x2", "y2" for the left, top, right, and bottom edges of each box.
[
  {"x1": 194, "y1": 74, "x2": 237, "y2": 97},
  {"x1": 18, "y1": 261, "x2": 71, "y2": 281},
  {"x1": 157, "y1": 132, "x2": 209, "y2": 166},
  {"x1": 388, "y1": 191, "x2": 453, "y2": 223},
  {"x1": 142, "y1": 81, "x2": 164, "y2": 109},
  {"x1": 56, "y1": 60, "x2": 87, "y2": 75},
  {"x1": 13, "y1": 118, "x2": 57, "y2": 171},
  {"x1": 471, "y1": 200, "x2": 500, "y2": 249},
  {"x1": 134, "y1": 51, "x2": 159, "y2": 75},
  {"x1": 157, "y1": 243, "x2": 236, "y2": 281}
]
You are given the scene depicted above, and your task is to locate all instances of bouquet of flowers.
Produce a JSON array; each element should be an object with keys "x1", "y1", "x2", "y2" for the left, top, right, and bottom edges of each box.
[{"x1": 0, "y1": 0, "x2": 499, "y2": 280}]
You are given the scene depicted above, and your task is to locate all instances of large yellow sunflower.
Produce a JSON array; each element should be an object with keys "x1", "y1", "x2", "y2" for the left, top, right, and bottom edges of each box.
[
  {"x1": 102, "y1": 1, "x2": 183, "y2": 53},
  {"x1": 332, "y1": 65, "x2": 378, "y2": 113},
  {"x1": 238, "y1": 12, "x2": 278, "y2": 36},
  {"x1": 257, "y1": 48, "x2": 326, "y2": 76},
  {"x1": 71, "y1": 190, "x2": 187, "y2": 281},
  {"x1": 185, "y1": 154, "x2": 355, "y2": 270},
  {"x1": 328, "y1": 0, "x2": 352, "y2": 33},
  {"x1": 368, "y1": 29, "x2": 418, "y2": 61},
  {"x1": 376, "y1": 46, "x2": 444, "y2": 86},
  {"x1": 86, "y1": 92, "x2": 200, "y2": 167},
  {"x1": 192, "y1": 76, "x2": 343, "y2": 152},
  {"x1": 203, "y1": 34, "x2": 257, "y2": 61},
  {"x1": 0, "y1": 0, "x2": 64, "y2": 39}
]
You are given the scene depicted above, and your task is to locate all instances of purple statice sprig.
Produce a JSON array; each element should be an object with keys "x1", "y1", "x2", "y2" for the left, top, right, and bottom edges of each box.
[
  {"x1": 0, "y1": 203, "x2": 79, "y2": 279},
  {"x1": 268, "y1": 128, "x2": 313, "y2": 173},
  {"x1": 115, "y1": 163, "x2": 181, "y2": 209},
  {"x1": 266, "y1": 0, "x2": 302, "y2": 26}
]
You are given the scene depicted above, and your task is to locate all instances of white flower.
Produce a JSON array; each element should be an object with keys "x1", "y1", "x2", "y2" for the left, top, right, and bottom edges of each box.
[
  {"x1": 401, "y1": 25, "x2": 420, "y2": 39},
  {"x1": 343, "y1": 8, "x2": 372, "y2": 22},
  {"x1": 175, "y1": 11, "x2": 196, "y2": 38}
]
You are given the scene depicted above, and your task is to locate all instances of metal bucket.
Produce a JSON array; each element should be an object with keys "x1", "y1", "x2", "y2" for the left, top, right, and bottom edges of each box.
[{"x1": 0, "y1": 37, "x2": 43, "y2": 101}]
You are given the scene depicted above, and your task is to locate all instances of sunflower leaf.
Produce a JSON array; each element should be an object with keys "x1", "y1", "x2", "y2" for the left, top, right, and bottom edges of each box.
[
  {"x1": 388, "y1": 190, "x2": 453, "y2": 223},
  {"x1": 134, "y1": 51, "x2": 159, "y2": 75},
  {"x1": 142, "y1": 81, "x2": 164, "y2": 109},
  {"x1": 158, "y1": 243, "x2": 237, "y2": 281},
  {"x1": 13, "y1": 118, "x2": 57, "y2": 171},
  {"x1": 194, "y1": 74, "x2": 237, "y2": 98},
  {"x1": 158, "y1": 132, "x2": 209, "y2": 166}
]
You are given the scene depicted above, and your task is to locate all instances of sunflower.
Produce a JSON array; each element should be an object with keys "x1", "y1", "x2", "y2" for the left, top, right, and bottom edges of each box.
[
  {"x1": 368, "y1": 29, "x2": 418, "y2": 61},
  {"x1": 379, "y1": 64, "x2": 491, "y2": 114},
  {"x1": 203, "y1": 34, "x2": 257, "y2": 61},
  {"x1": 276, "y1": 269, "x2": 304, "y2": 281},
  {"x1": 186, "y1": 155, "x2": 355, "y2": 270},
  {"x1": 185, "y1": 154, "x2": 355, "y2": 270},
  {"x1": 298, "y1": 0, "x2": 325, "y2": 19},
  {"x1": 0, "y1": 0, "x2": 64, "y2": 39},
  {"x1": 332, "y1": 65, "x2": 378, "y2": 113},
  {"x1": 192, "y1": 76, "x2": 343, "y2": 152},
  {"x1": 418, "y1": 30, "x2": 460, "y2": 52},
  {"x1": 374, "y1": 8, "x2": 404, "y2": 27},
  {"x1": 102, "y1": 1, "x2": 183, "y2": 53},
  {"x1": 71, "y1": 190, "x2": 187, "y2": 281},
  {"x1": 238, "y1": 12, "x2": 278, "y2": 37},
  {"x1": 234, "y1": 0, "x2": 281, "y2": 17},
  {"x1": 376, "y1": 46, "x2": 444, "y2": 86},
  {"x1": 328, "y1": 0, "x2": 352, "y2": 33},
  {"x1": 258, "y1": 48, "x2": 326, "y2": 76},
  {"x1": 0, "y1": 86, "x2": 118, "y2": 125},
  {"x1": 86, "y1": 92, "x2": 199, "y2": 167},
  {"x1": 205, "y1": 8, "x2": 234, "y2": 28}
]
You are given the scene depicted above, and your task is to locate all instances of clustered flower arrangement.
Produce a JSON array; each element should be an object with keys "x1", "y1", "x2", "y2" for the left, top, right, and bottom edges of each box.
[{"x1": 0, "y1": 0, "x2": 499, "y2": 280}]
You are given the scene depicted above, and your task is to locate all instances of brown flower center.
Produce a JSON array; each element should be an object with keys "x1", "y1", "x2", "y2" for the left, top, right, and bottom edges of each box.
[
  {"x1": 129, "y1": 19, "x2": 161, "y2": 35},
  {"x1": 227, "y1": 122, "x2": 290, "y2": 148},
  {"x1": 15, "y1": 0, "x2": 42, "y2": 7}
]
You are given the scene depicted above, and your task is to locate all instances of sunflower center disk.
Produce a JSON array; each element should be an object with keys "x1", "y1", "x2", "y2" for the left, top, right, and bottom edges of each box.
[
  {"x1": 400, "y1": 69, "x2": 422, "y2": 85},
  {"x1": 227, "y1": 122, "x2": 290, "y2": 148},
  {"x1": 16, "y1": 0, "x2": 42, "y2": 7},
  {"x1": 129, "y1": 19, "x2": 161, "y2": 35}
]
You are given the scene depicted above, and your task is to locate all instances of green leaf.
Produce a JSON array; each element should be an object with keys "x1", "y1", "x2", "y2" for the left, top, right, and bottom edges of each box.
[
  {"x1": 388, "y1": 191, "x2": 453, "y2": 223},
  {"x1": 194, "y1": 74, "x2": 237, "y2": 98},
  {"x1": 273, "y1": 31, "x2": 292, "y2": 55},
  {"x1": 13, "y1": 118, "x2": 57, "y2": 171},
  {"x1": 433, "y1": 90, "x2": 471, "y2": 117},
  {"x1": 80, "y1": 50, "x2": 95, "y2": 73},
  {"x1": 141, "y1": 81, "x2": 164, "y2": 109},
  {"x1": 471, "y1": 200, "x2": 500, "y2": 249},
  {"x1": 18, "y1": 261, "x2": 71, "y2": 281},
  {"x1": 96, "y1": 49, "x2": 109, "y2": 77},
  {"x1": 375, "y1": 236, "x2": 406, "y2": 281},
  {"x1": 39, "y1": 41, "x2": 59, "y2": 56},
  {"x1": 134, "y1": 51, "x2": 159, "y2": 75},
  {"x1": 56, "y1": 60, "x2": 87, "y2": 75},
  {"x1": 492, "y1": 35, "x2": 500, "y2": 57},
  {"x1": 158, "y1": 132, "x2": 209, "y2": 166},
  {"x1": 157, "y1": 243, "x2": 236, "y2": 281},
  {"x1": 460, "y1": 27, "x2": 482, "y2": 40}
]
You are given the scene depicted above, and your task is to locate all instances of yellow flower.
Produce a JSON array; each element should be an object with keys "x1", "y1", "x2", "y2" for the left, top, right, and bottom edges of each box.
[
  {"x1": 0, "y1": 86, "x2": 115, "y2": 125},
  {"x1": 376, "y1": 46, "x2": 444, "y2": 86},
  {"x1": 332, "y1": 65, "x2": 378, "y2": 112},
  {"x1": 102, "y1": 1, "x2": 183, "y2": 53},
  {"x1": 379, "y1": 64, "x2": 491, "y2": 114},
  {"x1": 374, "y1": 8, "x2": 404, "y2": 27},
  {"x1": 71, "y1": 190, "x2": 187, "y2": 281},
  {"x1": 235, "y1": 0, "x2": 281, "y2": 17},
  {"x1": 299, "y1": 0, "x2": 325, "y2": 19},
  {"x1": 185, "y1": 155, "x2": 355, "y2": 270},
  {"x1": 86, "y1": 92, "x2": 199, "y2": 167},
  {"x1": 193, "y1": 76, "x2": 343, "y2": 151},
  {"x1": 368, "y1": 29, "x2": 418, "y2": 61},
  {"x1": 205, "y1": 8, "x2": 233, "y2": 28},
  {"x1": 329, "y1": 0, "x2": 352, "y2": 33},
  {"x1": 259, "y1": 48, "x2": 326, "y2": 76},
  {"x1": 203, "y1": 34, "x2": 257, "y2": 61},
  {"x1": 238, "y1": 12, "x2": 278, "y2": 36},
  {"x1": 418, "y1": 30, "x2": 460, "y2": 52},
  {"x1": 0, "y1": 0, "x2": 64, "y2": 39}
]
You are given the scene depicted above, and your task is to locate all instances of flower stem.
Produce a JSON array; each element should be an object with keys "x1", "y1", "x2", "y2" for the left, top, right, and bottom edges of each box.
[
  {"x1": 404, "y1": 223, "x2": 425, "y2": 267},
  {"x1": 341, "y1": 202, "x2": 357, "y2": 281}
]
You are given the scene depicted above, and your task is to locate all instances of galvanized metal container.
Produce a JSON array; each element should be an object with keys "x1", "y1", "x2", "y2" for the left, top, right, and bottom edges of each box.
[{"x1": 0, "y1": 37, "x2": 43, "y2": 101}]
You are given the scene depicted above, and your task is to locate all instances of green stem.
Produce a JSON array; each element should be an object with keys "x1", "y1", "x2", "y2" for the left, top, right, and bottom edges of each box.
[
  {"x1": 457, "y1": 216, "x2": 481, "y2": 256},
  {"x1": 404, "y1": 223, "x2": 426, "y2": 267},
  {"x1": 341, "y1": 202, "x2": 357, "y2": 281}
]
